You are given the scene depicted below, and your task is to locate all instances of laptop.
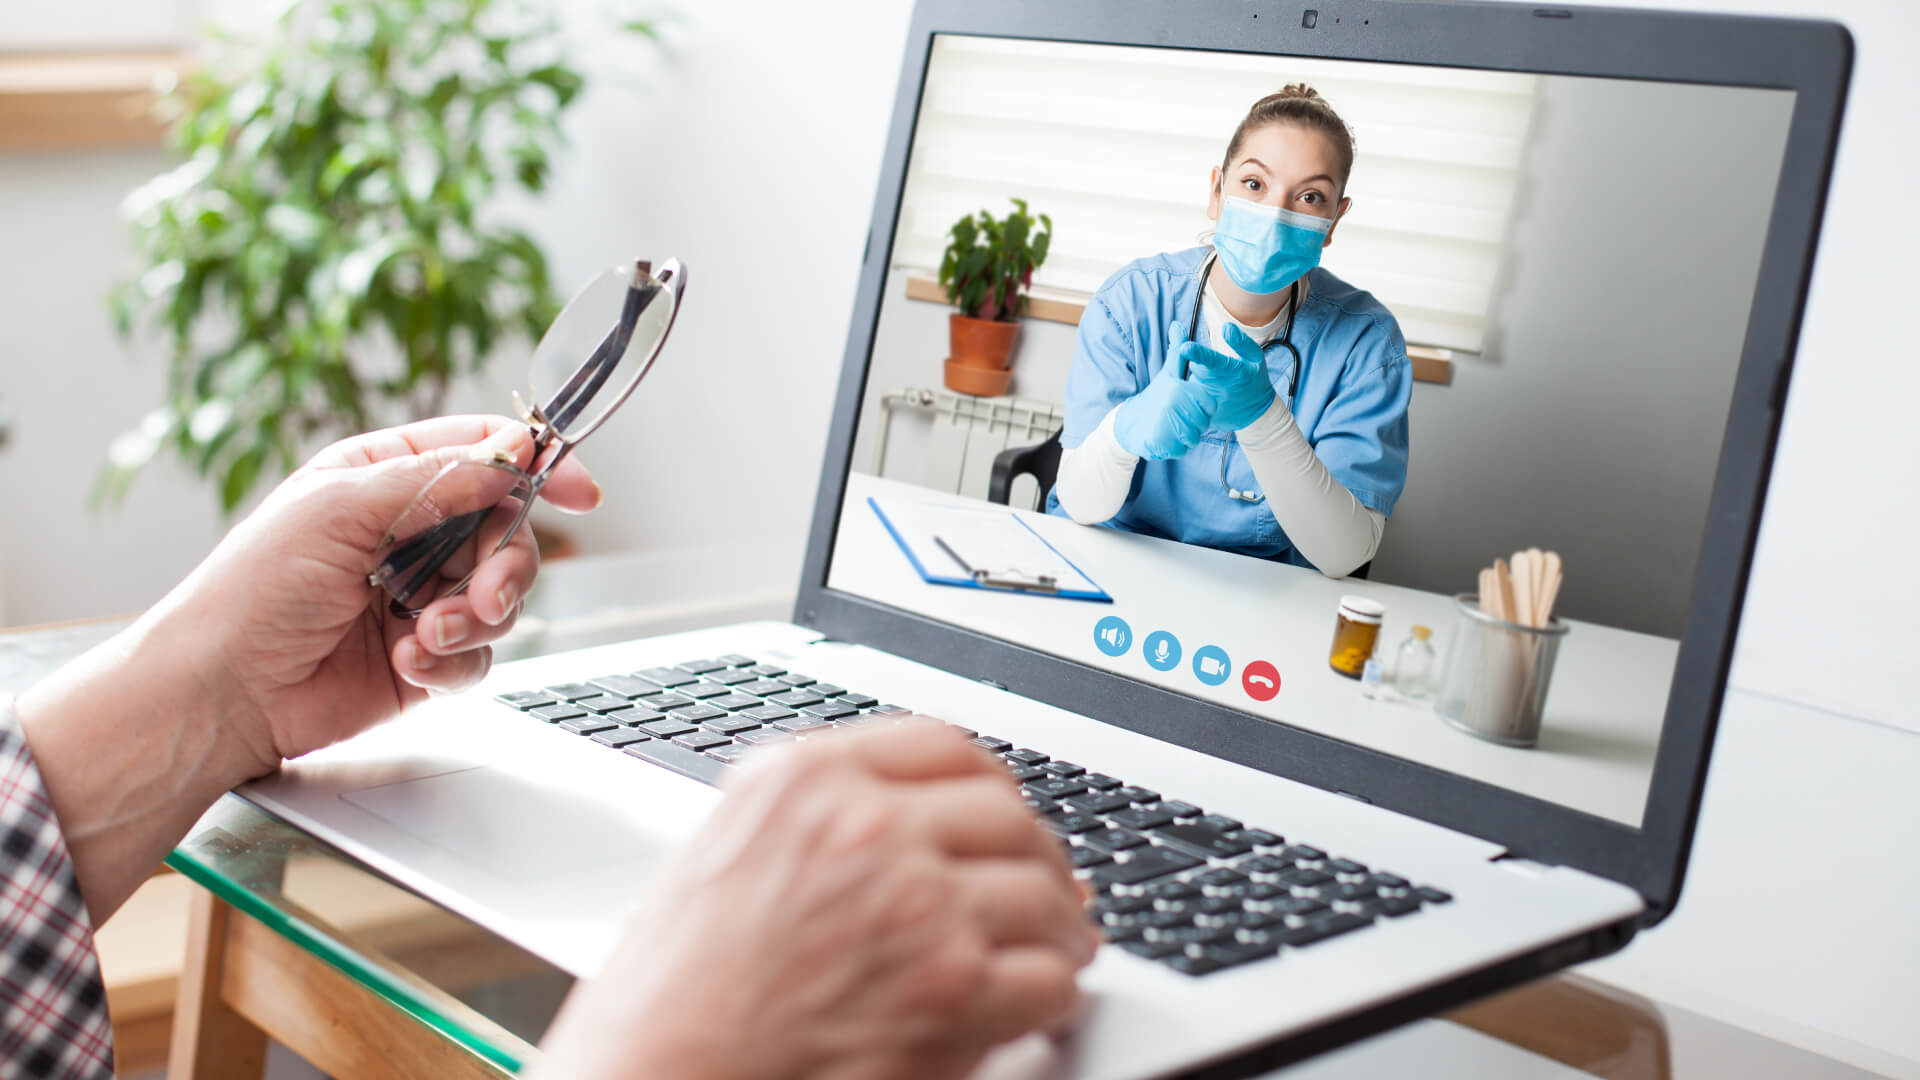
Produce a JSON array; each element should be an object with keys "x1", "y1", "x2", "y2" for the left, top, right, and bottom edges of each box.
[{"x1": 244, "y1": 1, "x2": 1851, "y2": 1075}]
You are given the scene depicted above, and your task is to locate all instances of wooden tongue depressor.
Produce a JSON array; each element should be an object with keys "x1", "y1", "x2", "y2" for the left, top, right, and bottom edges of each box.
[
  {"x1": 1494, "y1": 558, "x2": 1517, "y2": 625},
  {"x1": 1511, "y1": 550, "x2": 1534, "y2": 628},
  {"x1": 1540, "y1": 550, "x2": 1565, "y2": 626},
  {"x1": 1480, "y1": 567, "x2": 1496, "y2": 617}
]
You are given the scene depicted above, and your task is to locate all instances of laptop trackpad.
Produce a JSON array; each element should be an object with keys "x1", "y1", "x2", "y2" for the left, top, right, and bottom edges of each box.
[{"x1": 342, "y1": 765, "x2": 675, "y2": 889}]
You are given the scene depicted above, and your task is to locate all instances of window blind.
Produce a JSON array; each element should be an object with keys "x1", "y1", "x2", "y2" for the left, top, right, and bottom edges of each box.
[{"x1": 894, "y1": 36, "x2": 1541, "y2": 353}]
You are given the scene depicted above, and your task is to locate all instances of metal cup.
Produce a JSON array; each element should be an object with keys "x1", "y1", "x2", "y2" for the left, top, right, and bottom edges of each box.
[{"x1": 1435, "y1": 594, "x2": 1569, "y2": 748}]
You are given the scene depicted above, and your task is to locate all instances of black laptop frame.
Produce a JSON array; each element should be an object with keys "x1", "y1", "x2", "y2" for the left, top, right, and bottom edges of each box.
[{"x1": 795, "y1": 0, "x2": 1850, "y2": 925}]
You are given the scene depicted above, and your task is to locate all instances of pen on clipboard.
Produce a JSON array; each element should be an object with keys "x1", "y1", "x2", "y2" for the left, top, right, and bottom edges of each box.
[{"x1": 932, "y1": 534, "x2": 1060, "y2": 595}]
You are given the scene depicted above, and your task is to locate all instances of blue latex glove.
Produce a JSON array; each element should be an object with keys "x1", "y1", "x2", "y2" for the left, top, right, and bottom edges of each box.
[
  {"x1": 1113, "y1": 326, "x2": 1223, "y2": 460},
  {"x1": 1181, "y1": 321, "x2": 1277, "y2": 432}
]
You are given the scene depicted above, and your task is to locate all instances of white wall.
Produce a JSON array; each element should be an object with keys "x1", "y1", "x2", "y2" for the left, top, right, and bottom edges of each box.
[{"x1": 1, "y1": 0, "x2": 1916, "y2": 1070}]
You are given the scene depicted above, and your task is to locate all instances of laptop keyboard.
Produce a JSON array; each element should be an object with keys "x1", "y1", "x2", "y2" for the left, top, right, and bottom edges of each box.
[{"x1": 495, "y1": 654, "x2": 1453, "y2": 977}]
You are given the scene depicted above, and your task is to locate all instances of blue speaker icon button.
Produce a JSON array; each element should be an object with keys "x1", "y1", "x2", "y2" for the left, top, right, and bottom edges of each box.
[
  {"x1": 1093, "y1": 615, "x2": 1133, "y2": 658},
  {"x1": 1143, "y1": 630, "x2": 1182, "y2": 671},
  {"x1": 1192, "y1": 644, "x2": 1232, "y2": 686}
]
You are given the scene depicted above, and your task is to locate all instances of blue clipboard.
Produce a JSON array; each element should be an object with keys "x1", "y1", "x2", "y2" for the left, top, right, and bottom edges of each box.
[{"x1": 867, "y1": 496, "x2": 1112, "y2": 603}]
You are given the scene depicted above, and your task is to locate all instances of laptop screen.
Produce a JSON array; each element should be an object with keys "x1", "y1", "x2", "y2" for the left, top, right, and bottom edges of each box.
[{"x1": 827, "y1": 34, "x2": 1796, "y2": 828}]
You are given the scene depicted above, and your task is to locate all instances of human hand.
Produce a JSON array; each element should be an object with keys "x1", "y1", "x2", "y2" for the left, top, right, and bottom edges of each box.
[
  {"x1": 531, "y1": 722, "x2": 1099, "y2": 1080},
  {"x1": 1182, "y1": 321, "x2": 1277, "y2": 432},
  {"x1": 1113, "y1": 324, "x2": 1228, "y2": 459},
  {"x1": 166, "y1": 415, "x2": 599, "y2": 777}
]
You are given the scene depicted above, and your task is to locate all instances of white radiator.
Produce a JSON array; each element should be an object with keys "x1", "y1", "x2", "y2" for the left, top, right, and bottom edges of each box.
[{"x1": 870, "y1": 389, "x2": 1064, "y2": 505}]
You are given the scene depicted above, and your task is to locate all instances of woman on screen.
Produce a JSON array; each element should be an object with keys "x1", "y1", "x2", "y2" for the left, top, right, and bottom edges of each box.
[{"x1": 1047, "y1": 85, "x2": 1410, "y2": 578}]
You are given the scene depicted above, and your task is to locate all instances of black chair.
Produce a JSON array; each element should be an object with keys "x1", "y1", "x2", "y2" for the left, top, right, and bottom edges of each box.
[
  {"x1": 988, "y1": 428, "x2": 1063, "y2": 510},
  {"x1": 987, "y1": 426, "x2": 1373, "y2": 580}
]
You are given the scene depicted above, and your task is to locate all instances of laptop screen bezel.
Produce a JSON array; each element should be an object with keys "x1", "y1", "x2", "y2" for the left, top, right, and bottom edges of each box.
[{"x1": 794, "y1": 0, "x2": 1850, "y2": 922}]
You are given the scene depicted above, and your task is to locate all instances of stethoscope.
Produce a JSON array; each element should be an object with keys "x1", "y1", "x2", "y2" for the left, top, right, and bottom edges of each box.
[{"x1": 1187, "y1": 250, "x2": 1301, "y2": 504}]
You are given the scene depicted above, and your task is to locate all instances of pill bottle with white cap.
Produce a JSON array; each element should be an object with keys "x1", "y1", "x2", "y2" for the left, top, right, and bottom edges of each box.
[{"x1": 1329, "y1": 595, "x2": 1385, "y2": 679}]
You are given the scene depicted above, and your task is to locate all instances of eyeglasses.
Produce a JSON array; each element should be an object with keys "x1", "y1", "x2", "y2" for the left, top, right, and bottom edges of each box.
[{"x1": 368, "y1": 257, "x2": 685, "y2": 617}]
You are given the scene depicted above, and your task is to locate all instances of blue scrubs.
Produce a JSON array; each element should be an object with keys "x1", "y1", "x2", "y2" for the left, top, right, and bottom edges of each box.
[{"x1": 1045, "y1": 245, "x2": 1412, "y2": 568}]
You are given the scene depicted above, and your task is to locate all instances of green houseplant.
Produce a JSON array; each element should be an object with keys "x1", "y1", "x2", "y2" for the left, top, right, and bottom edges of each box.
[
  {"x1": 104, "y1": 0, "x2": 651, "y2": 513},
  {"x1": 936, "y1": 197, "x2": 1051, "y2": 397}
]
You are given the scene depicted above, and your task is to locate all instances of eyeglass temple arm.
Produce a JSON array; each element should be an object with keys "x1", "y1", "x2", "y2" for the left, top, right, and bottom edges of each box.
[
  {"x1": 374, "y1": 507, "x2": 490, "y2": 615},
  {"x1": 541, "y1": 281, "x2": 654, "y2": 432}
]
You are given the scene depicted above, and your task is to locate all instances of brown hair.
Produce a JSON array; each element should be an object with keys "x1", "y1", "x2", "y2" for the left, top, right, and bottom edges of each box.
[{"x1": 1219, "y1": 83, "x2": 1355, "y2": 192}]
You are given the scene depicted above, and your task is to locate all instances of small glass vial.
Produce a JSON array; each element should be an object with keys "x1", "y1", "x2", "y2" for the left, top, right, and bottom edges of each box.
[
  {"x1": 1360, "y1": 658, "x2": 1387, "y2": 700},
  {"x1": 1395, "y1": 625, "x2": 1436, "y2": 700},
  {"x1": 1328, "y1": 595, "x2": 1385, "y2": 679}
]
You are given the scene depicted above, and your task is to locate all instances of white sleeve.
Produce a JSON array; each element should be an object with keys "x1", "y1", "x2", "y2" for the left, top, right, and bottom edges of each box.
[
  {"x1": 1235, "y1": 398, "x2": 1386, "y2": 578},
  {"x1": 1052, "y1": 408, "x2": 1139, "y2": 525}
]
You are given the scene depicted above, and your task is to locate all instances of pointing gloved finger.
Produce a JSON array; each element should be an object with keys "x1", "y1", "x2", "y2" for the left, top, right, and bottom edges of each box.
[{"x1": 1220, "y1": 321, "x2": 1269, "y2": 365}]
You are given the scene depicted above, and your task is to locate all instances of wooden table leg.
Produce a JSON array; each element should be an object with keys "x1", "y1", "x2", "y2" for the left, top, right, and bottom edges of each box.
[{"x1": 167, "y1": 889, "x2": 269, "y2": 1080}]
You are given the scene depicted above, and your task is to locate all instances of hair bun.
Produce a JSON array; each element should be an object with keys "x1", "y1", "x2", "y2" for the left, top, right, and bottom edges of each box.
[{"x1": 1277, "y1": 83, "x2": 1322, "y2": 101}]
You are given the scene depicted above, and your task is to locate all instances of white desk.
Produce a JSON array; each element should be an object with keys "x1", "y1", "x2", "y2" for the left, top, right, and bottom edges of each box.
[{"x1": 828, "y1": 472, "x2": 1672, "y2": 826}]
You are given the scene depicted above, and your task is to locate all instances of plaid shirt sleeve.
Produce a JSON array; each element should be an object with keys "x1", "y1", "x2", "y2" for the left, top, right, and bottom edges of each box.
[{"x1": 0, "y1": 696, "x2": 113, "y2": 1079}]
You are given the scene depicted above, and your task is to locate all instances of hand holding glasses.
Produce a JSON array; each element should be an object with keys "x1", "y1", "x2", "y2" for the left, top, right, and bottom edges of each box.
[{"x1": 369, "y1": 258, "x2": 685, "y2": 616}]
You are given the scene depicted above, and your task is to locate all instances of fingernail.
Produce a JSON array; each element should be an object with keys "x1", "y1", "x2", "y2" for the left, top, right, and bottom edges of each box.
[
  {"x1": 435, "y1": 612, "x2": 470, "y2": 650},
  {"x1": 496, "y1": 584, "x2": 518, "y2": 620},
  {"x1": 588, "y1": 478, "x2": 604, "y2": 510},
  {"x1": 411, "y1": 643, "x2": 438, "y2": 671}
]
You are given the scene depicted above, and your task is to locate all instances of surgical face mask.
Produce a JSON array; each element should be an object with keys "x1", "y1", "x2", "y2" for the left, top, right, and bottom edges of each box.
[{"x1": 1212, "y1": 194, "x2": 1333, "y2": 295}]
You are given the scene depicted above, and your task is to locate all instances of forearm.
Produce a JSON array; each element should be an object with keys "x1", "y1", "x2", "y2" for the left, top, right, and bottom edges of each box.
[
  {"x1": 1236, "y1": 399, "x2": 1385, "y2": 578},
  {"x1": 1053, "y1": 409, "x2": 1138, "y2": 525},
  {"x1": 13, "y1": 592, "x2": 270, "y2": 926}
]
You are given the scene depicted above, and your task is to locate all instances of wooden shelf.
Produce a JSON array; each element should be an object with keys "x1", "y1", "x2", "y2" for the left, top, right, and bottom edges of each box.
[
  {"x1": 904, "y1": 269, "x2": 1453, "y2": 385},
  {"x1": 0, "y1": 50, "x2": 186, "y2": 151}
]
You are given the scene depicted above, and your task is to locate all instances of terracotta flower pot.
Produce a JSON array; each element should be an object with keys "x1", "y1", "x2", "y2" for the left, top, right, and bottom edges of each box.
[
  {"x1": 948, "y1": 313, "x2": 1019, "y2": 371},
  {"x1": 943, "y1": 358, "x2": 1012, "y2": 397}
]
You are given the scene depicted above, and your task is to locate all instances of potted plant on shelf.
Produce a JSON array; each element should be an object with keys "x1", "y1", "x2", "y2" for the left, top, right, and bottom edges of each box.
[
  {"x1": 103, "y1": 0, "x2": 659, "y2": 516},
  {"x1": 937, "y1": 197, "x2": 1052, "y2": 397}
]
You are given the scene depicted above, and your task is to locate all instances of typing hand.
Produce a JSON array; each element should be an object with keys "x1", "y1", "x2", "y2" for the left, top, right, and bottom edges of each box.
[
  {"x1": 531, "y1": 723, "x2": 1098, "y2": 1080},
  {"x1": 1183, "y1": 322, "x2": 1278, "y2": 432},
  {"x1": 1113, "y1": 322, "x2": 1228, "y2": 459}
]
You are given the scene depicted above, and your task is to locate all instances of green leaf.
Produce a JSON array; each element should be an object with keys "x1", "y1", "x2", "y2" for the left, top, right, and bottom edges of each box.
[{"x1": 220, "y1": 442, "x2": 269, "y2": 514}]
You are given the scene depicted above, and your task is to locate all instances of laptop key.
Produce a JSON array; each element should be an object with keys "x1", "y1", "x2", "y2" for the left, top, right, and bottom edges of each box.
[
  {"x1": 772, "y1": 716, "x2": 835, "y2": 734},
  {"x1": 1026, "y1": 778, "x2": 1087, "y2": 800},
  {"x1": 836, "y1": 693, "x2": 879, "y2": 709},
  {"x1": 676, "y1": 659, "x2": 730, "y2": 674},
  {"x1": 747, "y1": 664, "x2": 786, "y2": 677},
  {"x1": 1081, "y1": 828, "x2": 1149, "y2": 853},
  {"x1": 810, "y1": 683, "x2": 846, "y2": 697},
  {"x1": 1143, "y1": 880, "x2": 1200, "y2": 903},
  {"x1": 872, "y1": 704, "x2": 911, "y2": 715},
  {"x1": 777, "y1": 673, "x2": 817, "y2": 687},
  {"x1": 1159, "y1": 801, "x2": 1203, "y2": 820},
  {"x1": 1280, "y1": 867, "x2": 1333, "y2": 888},
  {"x1": 1237, "y1": 829, "x2": 1284, "y2": 850},
  {"x1": 1092, "y1": 847, "x2": 1203, "y2": 887},
  {"x1": 1006, "y1": 765, "x2": 1047, "y2": 784},
  {"x1": 1199, "y1": 939, "x2": 1280, "y2": 969},
  {"x1": 671, "y1": 703, "x2": 728, "y2": 723},
  {"x1": 1155, "y1": 823, "x2": 1256, "y2": 860},
  {"x1": 704, "y1": 716, "x2": 762, "y2": 736},
  {"x1": 735, "y1": 728, "x2": 794, "y2": 747},
  {"x1": 623, "y1": 738, "x2": 729, "y2": 786},
  {"x1": 639, "y1": 719, "x2": 698, "y2": 739},
  {"x1": 1195, "y1": 868, "x2": 1249, "y2": 890},
  {"x1": 544, "y1": 682, "x2": 602, "y2": 701},
  {"x1": 1070, "y1": 847, "x2": 1113, "y2": 869},
  {"x1": 1280, "y1": 844, "x2": 1326, "y2": 864},
  {"x1": 709, "y1": 668, "x2": 760, "y2": 686},
  {"x1": 1108, "y1": 807, "x2": 1177, "y2": 832},
  {"x1": 740, "y1": 704, "x2": 797, "y2": 723},
  {"x1": 1327, "y1": 858, "x2": 1368, "y2": 876},
  {"x1": 716, "y1": 653, "x2": 757, "y2": 666},
  {"x1": 586, "y1": 675, "x2": 661, "y2": 699},
  {"x1": 738, "y1": 679, "x2": 792, "y2": 697},
  {"x1": 1042, "y1": 813, "x2": 1105, "y2": 836},
  {"x1": 1082, "y1": 773, "x2": 1122, "y2": 791},
  {"x1": 803, "y1": 702, "x2": 859, "y2": 721},
  {"x1": 1025, "y1": 795, "x2": 1060, "y2": 816},
  {"x1": 1040, "y1": 761, "x2": 1086, "y2": 778},
  {"x1": 615, "y1": 709, "x2": 668, "y2": 727},
  {"x1": 1113, "y1": 786, "x2": 1160, "y2": 805},
  {"x1": 706, "y1": 744, "x2": 755, "y2": 766},
  {"x1": 1064, "y1": 791, "x2": 1131, "y2": 816},
  {"x1": 560, "y1": 716, "x2": 619, "y2": 736},
  {"x1": 635, "y1": 667, "x2": 698, "y2": 688},
  {"x1": 640, "y1": 692, "x2": 695, "y2": 711},
  {"x1": 1380, "y1": 894, "x2": 1422, "y2": 917},
  {"x1": 1370, "y1": 872, "x2": 1409, "y2": 890},
  {"x1": 769, "y1": 690, "x2": 825, "y2": 709},
  {"x1": 496, "y1": 690, "x2": 556, "y2": 709},
  {"x1": 1417, "y1": 886, "x2": 1452, "y2": 904},
  {"x1": 971, "y1": 736, "x2": 1013, "y2": 753},
  {"x1": 673, "y1": 731, "x2": 734, "y2": 752},
  {"x1": 709, "y1": 693, "x2": 762, "y2": 711},
  {"x1": 1196, "y1": 813, "x2": 1242, "y2": 832},
  {"x1": 1280, "y1": 911, "x2": 1370, "y2": 947},
  {"x1": 676, "y1": 683, "x2": 730, "y2": 700},
  {"x1": 574, "y1": 694, "x2": 633, "y2": 714},
  {"x1": 1005, "y1": 748, "x2": 1051, "y2": 766},
  {"x1": 592, "y1": 729, "x2": 652, "y2": 748},
  {"x1": 527, "y1": 704, "x2": 588, "y2": 723}
]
